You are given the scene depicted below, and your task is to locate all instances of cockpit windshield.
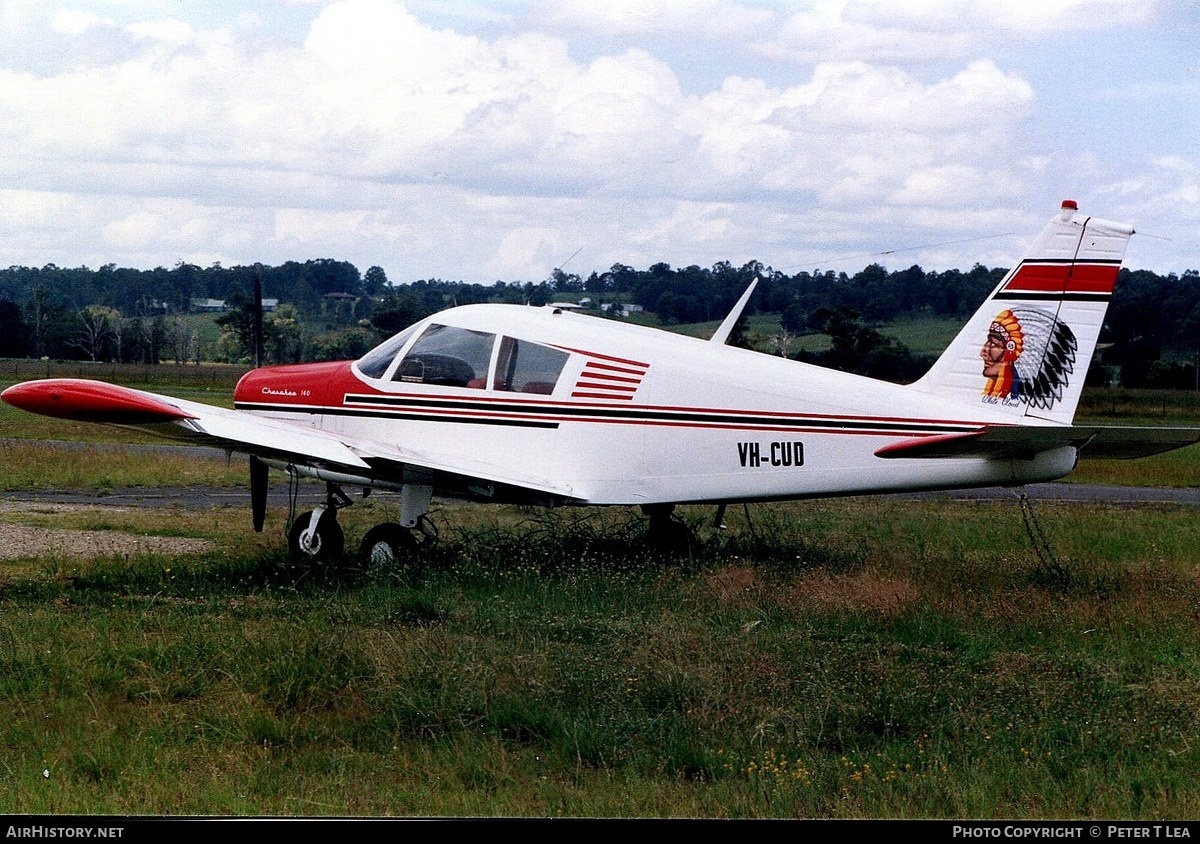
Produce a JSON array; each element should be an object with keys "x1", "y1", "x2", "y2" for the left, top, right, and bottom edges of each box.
[
  {"x1": 354, "y1": 323, "x2": 421, "y2": 380},
  {"x1": 392, "y1": 324, "x2": 495, "y2": 388},
  {"x1": 355, "y1": 321, "x2": 570, "y2": 395}
]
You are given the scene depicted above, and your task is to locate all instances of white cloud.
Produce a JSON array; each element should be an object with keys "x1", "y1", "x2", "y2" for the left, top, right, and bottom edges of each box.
[
  {"x1": 125, "y1": 17, "x2": 194, "y2": 45},
  {"x1": 0, "y1": 0, "x2": 1192, "y2": 280},
  {"x1": 51, "y1": 9, "x2": 102, "y2": 36},
  {"x1": 536, "y1": 0, "x2": 772, "y2": 38},
  {"x1": 764, "y1": 0, "x2": 1164, "y2": 65}
]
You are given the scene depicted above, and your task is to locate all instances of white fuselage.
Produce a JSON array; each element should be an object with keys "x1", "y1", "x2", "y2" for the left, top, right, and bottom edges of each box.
[{"x1": 238, "y1": 304, "x2": 1076, "y2": 506}]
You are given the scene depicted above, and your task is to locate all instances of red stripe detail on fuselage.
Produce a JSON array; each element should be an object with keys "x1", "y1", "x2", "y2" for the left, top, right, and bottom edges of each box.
[
  {"x1": 553, "y1": 345, "x2": 650, "y2": 369},
  {"x1": 328, "y1": 400, "x2": 971, "y2": 434},
  {"x1": 576, "y1": 374, "x2": 643, "y2": 388},
  {"x1": 579, "y1": 369, "x2": 643, "y2": 384},
  {"x1": 581, "y1": 362, "x2": 648, "y2": 378},
  {"x1": 574, "y1": 381, "x2": 637, "y2": 392},
  {"x1": 234, "y1": 360, "x2": 989, "y2": 437},
  {"x1": 570, "y1": 391, "x2": 638, "y2": 401},
  {"x1": 572, "y1": 358, "x2": 647, "y2": 400}
]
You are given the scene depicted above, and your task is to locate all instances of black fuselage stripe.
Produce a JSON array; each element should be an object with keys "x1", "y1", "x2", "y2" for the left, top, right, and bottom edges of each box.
[
  {"x1": 235, "y1": 400, "x2": 978, "y2": 435},
  {"x1": 236, "y1": 403, "x2": 559, "y2": 429}
]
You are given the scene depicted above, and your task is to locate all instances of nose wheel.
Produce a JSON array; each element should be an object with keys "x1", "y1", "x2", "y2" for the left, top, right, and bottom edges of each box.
[
  {"x1": 286, "y1": 481, "x2": 353, "y2": 562},
  {"x1": 287, "y1": 506, "x2": 345, "y2": 562}
]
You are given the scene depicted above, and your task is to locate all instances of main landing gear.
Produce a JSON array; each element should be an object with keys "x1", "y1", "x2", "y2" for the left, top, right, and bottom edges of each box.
[
  {"x1": 358, "y1": 514, "x2": 438, "y2": 567},
  {"x1": 641, "y1": 503, "x2": 696, "y2": 556},
  {"x1": 287, "y1": 480, "x2": 436, "y2": 569}
]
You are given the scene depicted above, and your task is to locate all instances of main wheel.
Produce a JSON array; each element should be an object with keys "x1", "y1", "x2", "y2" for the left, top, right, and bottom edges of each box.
[
  {"x1": 288, "y1": 509, "x2": 345, "y2": 562},
  {"x1": 358, "y1": 523, "x2": 419, "y2": 569},
  {"x1": 648, "y1": 517, "x2": 694, "y2": 555},
  {"x1": 643, "y1": 505, "x2": 695, "y2": 556}
]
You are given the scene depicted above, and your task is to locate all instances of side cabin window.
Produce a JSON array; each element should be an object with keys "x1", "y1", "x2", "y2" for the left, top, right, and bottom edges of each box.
[
  {"x1": 393, "y1": 324, "x2": 494, "y2": 388},
  {"x1": 493, "y1": 337, "x2": 570, "y2": 395}
]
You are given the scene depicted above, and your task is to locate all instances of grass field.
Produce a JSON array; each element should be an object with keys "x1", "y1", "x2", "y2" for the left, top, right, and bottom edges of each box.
[
  {"x1": 3, "y1": 362, "x2": 1200, "y2": 818},
  {"x1": 1, "y1": 496, "x2": 1200, "y2": 817}
]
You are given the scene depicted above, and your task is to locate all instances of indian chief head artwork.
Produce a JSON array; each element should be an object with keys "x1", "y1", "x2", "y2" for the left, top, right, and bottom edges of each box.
[{"x1": 980, "y1": 307, "x2": 1078, "y2": 410}]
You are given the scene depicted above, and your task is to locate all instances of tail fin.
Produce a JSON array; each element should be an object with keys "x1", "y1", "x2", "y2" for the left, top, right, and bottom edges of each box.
[{"x1": 910, "y1": 200, "x2": 1134, "y2": 424}]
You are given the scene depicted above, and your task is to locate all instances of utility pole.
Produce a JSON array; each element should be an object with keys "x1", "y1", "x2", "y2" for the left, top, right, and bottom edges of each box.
[{"x1": 253, "y1": 263, "x2": 264, "y2": 369}]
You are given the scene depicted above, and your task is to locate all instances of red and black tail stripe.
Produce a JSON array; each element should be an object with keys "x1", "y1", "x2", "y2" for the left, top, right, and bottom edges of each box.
[{"x1": 996, "y1": 259, "x2": 1120, "y2": 302}]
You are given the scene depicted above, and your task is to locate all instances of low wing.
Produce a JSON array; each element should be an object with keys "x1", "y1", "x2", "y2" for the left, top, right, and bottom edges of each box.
[
  {"x1": 1, "y1": 379, "x2": 578, "y2": 500},
  {"x1": 875, "y1": 424, "x2": 1200, "y2": 461}
]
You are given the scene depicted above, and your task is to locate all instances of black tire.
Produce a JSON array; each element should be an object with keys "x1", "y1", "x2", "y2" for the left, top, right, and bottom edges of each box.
[
  {"x1": 645, "y1": 513, "x2": 695, "y2": 556},
  {"x1": 288, "y1": 509, "x2": 345, "y2": 562},
  {"x1": 358, "y1": 522, "x2": 419, "y2": 569}
]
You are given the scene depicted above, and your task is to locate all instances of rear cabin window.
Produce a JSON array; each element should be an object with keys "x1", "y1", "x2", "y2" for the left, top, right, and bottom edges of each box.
[
  {"x1": 392, "y1": 324, "x2": 495, "y2": 388},
  {"x1": 493, "y1": 337, "x2": 570, "y2": 395}
]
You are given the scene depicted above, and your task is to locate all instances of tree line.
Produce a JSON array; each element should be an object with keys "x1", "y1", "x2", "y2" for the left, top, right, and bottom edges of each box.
[{"x1": 1, "y1": 258, "x2": 1197, "y2": 388}]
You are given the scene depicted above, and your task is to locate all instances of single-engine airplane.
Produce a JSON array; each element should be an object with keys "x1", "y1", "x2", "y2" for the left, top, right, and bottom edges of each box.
[{"x1": 5, "y1": 200, "x2": 1200, "y2": 565}]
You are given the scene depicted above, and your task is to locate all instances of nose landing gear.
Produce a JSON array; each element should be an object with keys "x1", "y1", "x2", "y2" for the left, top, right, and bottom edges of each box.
[
  {"x1": 287, "y1": 482, "x2": 354, "y2": 562},
  {"x1": 287, "y1": 505, "x2": 345, "y2": 561}
]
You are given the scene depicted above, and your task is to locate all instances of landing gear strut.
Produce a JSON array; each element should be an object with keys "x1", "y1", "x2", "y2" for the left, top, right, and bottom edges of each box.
[
  {"x1": 357, "y1": 483, "x2": 437, "y2": 569},
  {"x1": 283, "y1": 476, "x2": 437, "y2": 569},
  {"x1": 287, "y1": 482, "x2": 352, "y2": 562},
  {"x1": 641, "y1": 503, "x2": 695, "y2": 555}
]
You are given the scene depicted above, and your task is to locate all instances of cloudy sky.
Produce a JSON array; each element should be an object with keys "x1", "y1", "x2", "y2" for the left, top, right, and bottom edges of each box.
[{"x1": 1, "y1": 0, "x2": 1197, "y2": 287}]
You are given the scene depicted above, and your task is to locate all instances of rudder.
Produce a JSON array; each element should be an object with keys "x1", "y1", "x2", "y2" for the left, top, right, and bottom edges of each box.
[{"x1": 910, "y1": 200, "x2": 1134, "y2": 425}]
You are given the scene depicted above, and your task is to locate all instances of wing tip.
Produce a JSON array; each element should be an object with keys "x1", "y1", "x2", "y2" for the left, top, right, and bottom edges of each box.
[{"x1": 1, "y1": 378, "x2": 193, "y2": 424}]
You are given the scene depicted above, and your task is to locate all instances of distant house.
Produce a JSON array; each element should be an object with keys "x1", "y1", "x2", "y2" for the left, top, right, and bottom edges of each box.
[
  {"x1": 190, "y1": 298, "x2": 278, "y2": 313},
  {"x1": 600, "y1": 303, "x2": 644, "y2": 317}
]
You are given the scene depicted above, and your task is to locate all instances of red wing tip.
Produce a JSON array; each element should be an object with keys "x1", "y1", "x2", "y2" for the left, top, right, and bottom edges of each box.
[{"x1": 1, "y1": 378, "x2": 193, "y2": 423}]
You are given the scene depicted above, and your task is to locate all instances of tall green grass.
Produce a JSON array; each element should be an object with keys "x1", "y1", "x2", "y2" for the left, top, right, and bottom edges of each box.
[
  {"x1": 2, "y1": 498, "x2": 1200, "y2": 817},
  {"x1": 0, "y1": 439, "x2": 245, "y2": 489}
]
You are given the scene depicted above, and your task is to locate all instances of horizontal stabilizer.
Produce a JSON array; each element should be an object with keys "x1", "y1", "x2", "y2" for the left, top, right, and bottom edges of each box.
[{"x1": 875, "y1": 425, "x2": 1200, "y2": 461}]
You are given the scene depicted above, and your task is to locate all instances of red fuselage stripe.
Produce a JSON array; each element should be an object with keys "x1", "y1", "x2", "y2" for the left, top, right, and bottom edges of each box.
[
  {"x1": 552, "y1": 345, "x2": 650, "y2": 368},
  {"x1": 582, "y1": 361, "x2": 648, "y2": 375}
]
